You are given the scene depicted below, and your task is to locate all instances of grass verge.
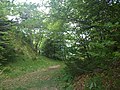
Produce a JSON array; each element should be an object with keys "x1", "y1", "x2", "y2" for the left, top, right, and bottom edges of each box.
[{"x1": 0, "y1": 56, "x2": 64, "y2": 79}]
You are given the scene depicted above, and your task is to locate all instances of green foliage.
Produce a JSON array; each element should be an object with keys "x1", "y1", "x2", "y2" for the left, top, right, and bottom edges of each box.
[
  {"x1": 0, "y1": 19, "x2": 15, "y2": 64},
  {"x1": 48, "y1": 0, "x2": 120, "y2": 74},
  {"x1": 48, "y1": 0, "x2": 120, "y2": 89},
  {"x1": 55, "y1": 69, "x2": 74, "y2": 90},
  {"x1": 0, "y1": 0, "x2": 120, "y2": 89},
  {"x1": 41, "y1": 32, "x2": 66, "y2": 60},
  {"x1": 85, "y1": 75, "x2": 105, "y2": 90},
  {"x1": 14, "y1": 3, "x2": 45, "y2": 54}
]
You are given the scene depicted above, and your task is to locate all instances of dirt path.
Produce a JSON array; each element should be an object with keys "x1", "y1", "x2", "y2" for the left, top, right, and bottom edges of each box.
[{"x1": 1, "y1": 65, "x2": 63, "y2": 90}]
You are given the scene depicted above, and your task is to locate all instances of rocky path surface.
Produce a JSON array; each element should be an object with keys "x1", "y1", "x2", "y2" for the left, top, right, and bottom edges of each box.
[{"x1": 1, "y1": 65, "x2": 62, "y2": 90}]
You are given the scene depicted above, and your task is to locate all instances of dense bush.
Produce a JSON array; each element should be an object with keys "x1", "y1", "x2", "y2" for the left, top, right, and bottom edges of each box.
[
  {"x1": 53, "y1": 0, "x2": 120, "y2": 75},
  {"x1": 0, "y1": 19, "x2": 16, "y2": 64},
  {"x1": 41, "y1": 32, "x2": 66, "y2": 60}
]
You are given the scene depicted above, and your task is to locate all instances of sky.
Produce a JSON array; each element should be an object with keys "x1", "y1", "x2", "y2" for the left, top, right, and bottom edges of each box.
[
  {"x1": 7, "y1": 0, "x2": 49, "y2": 21},
  {"x1": 14, "y1": 0, "x2": 50, "y2": 13},
  {"x1": 15, "y1": 0, "x2": 44, "y2": 4}
]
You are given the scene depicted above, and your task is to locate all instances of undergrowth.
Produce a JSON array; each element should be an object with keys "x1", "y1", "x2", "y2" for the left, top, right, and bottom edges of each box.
[{"x1": 0, "y1": 55, "x2": 64, "y2": 79}]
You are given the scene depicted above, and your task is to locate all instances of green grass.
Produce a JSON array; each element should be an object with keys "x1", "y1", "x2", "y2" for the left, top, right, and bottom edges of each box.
[
  {"x1": 0, "y1": 56, "x2": 74, "y2": 90},
  {"x1": 0, "y1": 56, "x2": 64, "y2": 79},
  {"x1": 13, "y1": 69, "x2": 63, "y2": 90}
]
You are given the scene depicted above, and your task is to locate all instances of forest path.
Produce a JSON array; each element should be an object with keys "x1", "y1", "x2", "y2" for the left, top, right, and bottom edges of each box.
[{"x1": 1, "y1": 65, "x2": 63, "y2": 90}]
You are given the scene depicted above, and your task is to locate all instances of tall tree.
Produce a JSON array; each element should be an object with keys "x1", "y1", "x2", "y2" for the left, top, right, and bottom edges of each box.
[
  {"x1": 48, "y1": 0, "x2": 120, "y2": 73},
  {"x1": 0, "y1": 0, "x2": 15, "y2": 64}
]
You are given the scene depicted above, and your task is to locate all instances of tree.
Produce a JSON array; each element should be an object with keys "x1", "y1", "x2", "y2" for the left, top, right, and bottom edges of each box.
[
  {"x1": 0, "y1": 0, "x2": 15, "y2": 64},
  {"x1": 48, "y1": 0, "x2": 120, "y2": 74},
  {"x1": 12, "y1": 2, "x2": 47, "y2": 55},
  {"x1": 41, "y1": 31, "x2": 66, "y2": 60}
]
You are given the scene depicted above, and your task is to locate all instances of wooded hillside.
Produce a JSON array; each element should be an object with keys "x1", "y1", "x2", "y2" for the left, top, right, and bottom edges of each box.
[{"x1": 0, "y1": 0, "x2": 120, "y2": 90}]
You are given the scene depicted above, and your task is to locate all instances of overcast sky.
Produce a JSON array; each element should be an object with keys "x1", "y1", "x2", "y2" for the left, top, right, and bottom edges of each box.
[
  {"x1": 14, "y1": 0, "x2": 50, "y2": 13},
  {"x1": 7, "y1": 0, "x2": 49, "y2": 20},
  {"x1": 15, "y1": 0, "x2": 44, "y2": 4}
]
